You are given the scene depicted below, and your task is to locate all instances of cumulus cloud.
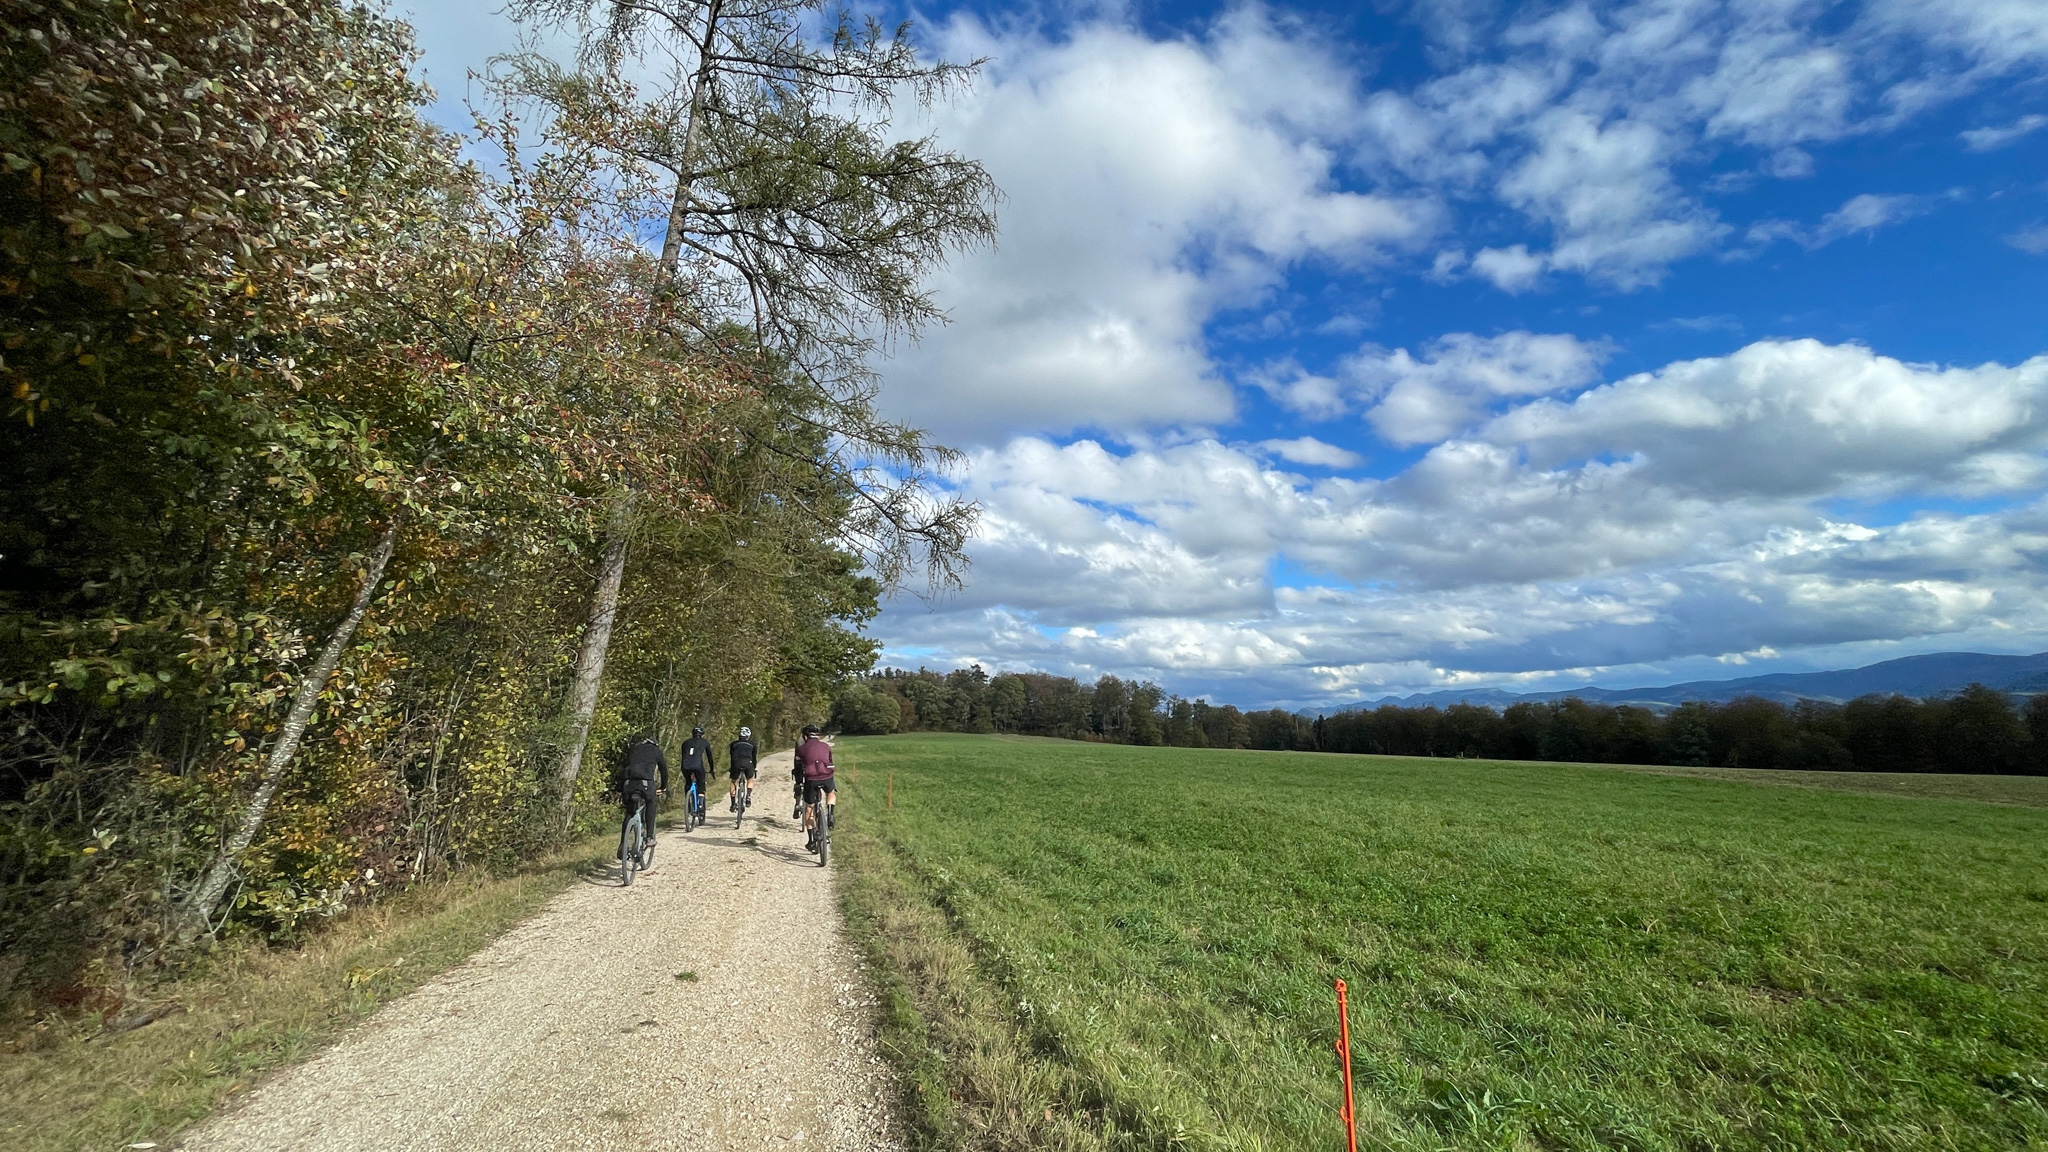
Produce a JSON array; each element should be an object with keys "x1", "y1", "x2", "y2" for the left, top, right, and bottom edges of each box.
[
  {"x1": 1490, "y1": 339, "x2": 2048, "y2": 499},
  {"x1": 1352, "y1": 332, "x2": 1610, "y2": 446},
  {"x1": 878, "y1": 340, "x2": 2048, "y2": 705},
  {"x1": 873, "y1": 12, "x2": 1434, "y2": 442},
  {"x1": 1470, "y1": 245, "x2": 1545, "y2": 292},
  {"x1": 1746, "y1": 192, "x2": 1943, "y2": 250},
  {"x1": 1261, "y1": 331, "x2": 1610, "y2": 445},
  {"x1": 1259, "y1": 437, "x2": 1363, "y2": 468}
]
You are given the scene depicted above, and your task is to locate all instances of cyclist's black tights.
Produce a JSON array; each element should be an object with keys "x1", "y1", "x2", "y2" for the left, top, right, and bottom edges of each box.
[{"x1": 621, "y1": 781, "x2": 656, "y2": 846}]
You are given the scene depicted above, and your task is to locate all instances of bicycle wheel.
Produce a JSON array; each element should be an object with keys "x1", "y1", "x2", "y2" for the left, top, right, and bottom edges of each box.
[
  {"x1": 639, "y1": 820, "x2": 656, "y2": 871},
  {"x1": 816, "y1": 800, "x2": 830, "y2": 867},
  {"x1": 734, "y1": 783, "x2": 747, "y2": 828},
  {"x1": 621, "y1": 814, "x2": 642, "y2": 886}
]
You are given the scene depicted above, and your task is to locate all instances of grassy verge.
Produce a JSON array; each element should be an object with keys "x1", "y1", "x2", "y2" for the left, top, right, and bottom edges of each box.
[
  {"x1": 0, "y1": 833, "x2": 615, "y2": 1152},
  {"x1": 836, "y1": 733, "x2": 2048, "y2": 1152}
]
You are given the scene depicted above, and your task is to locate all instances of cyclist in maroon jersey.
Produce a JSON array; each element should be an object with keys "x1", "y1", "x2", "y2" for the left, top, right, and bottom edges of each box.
[{"x1": 794, "y1": 724, "x2": 835, "y2": 851}]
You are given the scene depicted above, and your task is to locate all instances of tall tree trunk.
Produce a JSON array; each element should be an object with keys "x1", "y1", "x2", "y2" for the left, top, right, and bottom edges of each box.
[
  {"x1": 558, "y1": 4, "x2": 717, "y2": 822},
  {"x1": 554, "y1": 490, "x2": 635, "y2": 823},
  {"x1": 656, "y1": 0, "x2": 724, "y2": 281},
  {"x1": 178, "y1": 517, "x2": 402, "y2": 938}
]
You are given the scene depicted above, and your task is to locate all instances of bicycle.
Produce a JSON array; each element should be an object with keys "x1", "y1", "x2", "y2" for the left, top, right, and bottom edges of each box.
[
  {"x1": 733, "y1": 779, "x2": 751, "y2": 828},
  {"x1": 805, "y1": 787, "x2": 831, "y2": 867},
  {"x1": 619, "y1": 797, "x2": 655, "y2": 886},
  {"x1": 682, "y1": 779, "x2": 704, "y2": 832}
]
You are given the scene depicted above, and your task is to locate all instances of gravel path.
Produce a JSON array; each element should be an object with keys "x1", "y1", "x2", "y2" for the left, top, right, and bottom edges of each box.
[{"x1": 181, "y1": 749, "x2": 901, "y2": 1152}]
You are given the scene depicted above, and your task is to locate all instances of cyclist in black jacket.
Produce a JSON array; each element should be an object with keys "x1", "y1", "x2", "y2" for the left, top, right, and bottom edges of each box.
[
  {"x1": 727, "y1": 726, "x2": 758, "y2": 811},
  {"x1": 678, "y1": 726, "x2": 714, "y2": 823},
  {"x1": 613, "y1": 736, "x2": 668, "y2": 854}
]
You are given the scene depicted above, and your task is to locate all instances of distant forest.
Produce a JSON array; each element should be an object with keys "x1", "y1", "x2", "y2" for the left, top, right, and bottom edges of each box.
[{"x1": 831, "y1": 668, "x2": 2048, "y2": 775}]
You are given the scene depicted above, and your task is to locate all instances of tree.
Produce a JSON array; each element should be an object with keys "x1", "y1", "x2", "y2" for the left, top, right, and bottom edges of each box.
[
  {"x1": 1935, "y1": 683, "x2": 2028, "y2": 774},
  {"x1": 494, "y1": 0, "x2": 998, "y2": 807}
]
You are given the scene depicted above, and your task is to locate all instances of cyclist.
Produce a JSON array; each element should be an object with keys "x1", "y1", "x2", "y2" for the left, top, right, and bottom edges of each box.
[
  {"x1": 613, "y1": 734, "x2": 668, "y2": 855},
  {"x1": 679, "y1": 725, "x2": 714, "y2": 825},
  {"x1": 727, "y1": 726, "x2": 758, "y2": 811},
  {"x1": 795, "y1": 724, "x2": 835, "y2": 851}
]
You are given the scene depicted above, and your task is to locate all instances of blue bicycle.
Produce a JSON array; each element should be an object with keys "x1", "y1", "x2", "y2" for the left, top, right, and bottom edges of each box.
[{"x1": 682, "y1": 779, "x2": 706, "y2": 831}]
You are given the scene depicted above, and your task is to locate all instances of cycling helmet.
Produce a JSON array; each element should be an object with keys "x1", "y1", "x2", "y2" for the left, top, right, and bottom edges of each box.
[
  {"x1": 691, "y1": 725, "x2": 705, "y2": 736},
  {"x1": 739, "y1": 726, "x2": 752, "y2": 739},
  {"x1": 801, "y1": 724, "x2": 821, "y2": 737}
]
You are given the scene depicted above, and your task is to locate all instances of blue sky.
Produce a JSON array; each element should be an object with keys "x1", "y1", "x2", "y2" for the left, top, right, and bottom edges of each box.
[{"x1": 402, "y1": 0, "x2": 2048, "y2": 707}]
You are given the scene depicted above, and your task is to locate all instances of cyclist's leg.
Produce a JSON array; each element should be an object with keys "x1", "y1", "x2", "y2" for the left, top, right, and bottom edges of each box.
[{"x1": 620, "y1": 783, "x2": 646, "y2": 855}]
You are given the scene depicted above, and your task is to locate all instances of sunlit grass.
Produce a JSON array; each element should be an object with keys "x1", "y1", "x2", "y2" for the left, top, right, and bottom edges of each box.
[{"x1": 838, "y1": 734, "x2": 2048, "y2": 1152}]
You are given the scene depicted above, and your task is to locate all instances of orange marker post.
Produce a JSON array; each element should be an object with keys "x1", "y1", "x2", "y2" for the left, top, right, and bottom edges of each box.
[{"x1": 1334, "y1": 979, "x2": 1358, "y2": 1152}]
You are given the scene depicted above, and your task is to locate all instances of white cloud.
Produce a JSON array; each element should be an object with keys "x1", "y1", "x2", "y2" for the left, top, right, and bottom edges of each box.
[
  {"x1": 1259, "y1": 330, "x2": 1609, "y2": 445},
  {"x1": 1961, "y1": 112, "x2": 2048, "y2": 150},
  {"x1": 874, "y1": 13, "x2": 1434, "y2": 442},
  {"x1": 2008, "y1": 222, "x2": 2048, "y2": 255},
  {"x1": 1745, "y1": 191, "x2": 1942, "y2": 250},
  {"x1": 880, "y1": 340, "x2": 2048, "y2": 705},
  {"x1": 1492, "y1": 339, "x2": 2048, "y2": 499},
  {"x1": 1351, "y1": 332, "x2": 1611, "y2": 446},
  {"x1": 1258, "y1": 437, "x2": 1364, "y2": 468},
  {"x1": 1813, "y1": 193, "x2": 1936, "y2": 243},
  {"x1": 1470, "y1": 244, "x2": 1546, "y2": 292}
]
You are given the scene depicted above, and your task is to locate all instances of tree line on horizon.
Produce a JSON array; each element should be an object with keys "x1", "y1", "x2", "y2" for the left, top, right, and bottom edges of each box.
[
  {"x1": 832, "y1": 667, "x2": 2048, "y2": 776},
  {"x1": 1, "y1": 0, "x2": 994, "y2": 1001}
]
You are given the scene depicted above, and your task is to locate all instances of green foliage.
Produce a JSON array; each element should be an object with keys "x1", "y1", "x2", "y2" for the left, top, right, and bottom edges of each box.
[
  {"x1": 1304, "y1": 687, "x2": 2048, "y2": 774},
  {"x1": 840, "y1": 734, "x2": 2048, "y2": 1152},
  {"x1": 0, "y1": 0, "x2": 935, "y2": 1003}
]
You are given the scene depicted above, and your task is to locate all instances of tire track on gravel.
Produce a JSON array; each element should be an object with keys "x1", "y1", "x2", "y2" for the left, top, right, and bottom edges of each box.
[{"x1": 180, "y1": 748, "x2": 900, "y2": 1152}]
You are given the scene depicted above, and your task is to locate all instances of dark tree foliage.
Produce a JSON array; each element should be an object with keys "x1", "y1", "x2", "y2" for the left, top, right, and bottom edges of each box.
[
  {"x1": 1299, "y1": 686, "x2": 2041, "y2": 775},
  {"x1": 832, "y1": 667, "x2": 2046, "y2": 777}
]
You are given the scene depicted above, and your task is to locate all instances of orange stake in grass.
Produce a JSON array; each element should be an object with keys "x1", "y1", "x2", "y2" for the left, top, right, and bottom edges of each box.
[{"x1": 1334, "y1": 979, "x2": 1358, "y2": 1152}]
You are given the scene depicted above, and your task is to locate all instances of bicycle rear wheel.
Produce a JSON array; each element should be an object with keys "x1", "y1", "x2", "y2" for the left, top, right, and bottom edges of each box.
[
  {"x1": 734, "y1": 783, "x2": 747, "y2": 828},
  {"x1": 815, "y1": 800, "x2": 830, "y2": 867},
  {"x1": 621, "y1": 815, "x2": 642, "y2": 886}
]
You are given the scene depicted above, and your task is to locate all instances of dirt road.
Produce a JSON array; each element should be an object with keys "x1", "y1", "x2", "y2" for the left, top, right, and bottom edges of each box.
[{"x1": 181, "y1": 749, "x2": 899, "y2": 1152}]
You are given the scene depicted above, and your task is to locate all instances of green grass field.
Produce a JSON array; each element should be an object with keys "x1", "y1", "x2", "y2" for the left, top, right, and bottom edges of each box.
[{"x1": 834, "y1": 734, "x2": 2048, "y2": 1152}]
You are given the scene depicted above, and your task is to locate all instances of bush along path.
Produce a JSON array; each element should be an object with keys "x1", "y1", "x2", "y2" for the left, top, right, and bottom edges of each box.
[{"x1": 180, "y1": 750, "x2": 902, "y2": 1152}]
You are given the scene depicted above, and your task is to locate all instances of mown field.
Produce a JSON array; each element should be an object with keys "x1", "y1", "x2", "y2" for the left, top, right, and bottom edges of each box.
[{"x1": 834, "y1": 734, "x2": 2048, "y2": 1152}]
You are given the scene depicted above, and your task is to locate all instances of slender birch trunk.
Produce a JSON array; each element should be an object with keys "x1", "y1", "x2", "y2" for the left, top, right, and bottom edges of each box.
[
  {"x1": 655, "y1": 0, "x2": 723, "y2": 282},
  {"x1": 178, "y1": 517, "x2": 402, "y2": 938},
  {"x1": 552, "y1": 7, "x2": 721, "y2": 820},
  {"x1": 553, "y1": 490, "x2": 634, "y2": 822}
]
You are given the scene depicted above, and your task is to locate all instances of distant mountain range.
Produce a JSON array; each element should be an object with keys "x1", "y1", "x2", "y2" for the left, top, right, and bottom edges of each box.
[{"x1": 1360, "y1": 651, "x2": 2048, "y2": 711}]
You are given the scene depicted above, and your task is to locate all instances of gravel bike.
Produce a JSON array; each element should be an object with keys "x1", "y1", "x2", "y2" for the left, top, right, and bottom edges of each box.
[
  {"x1": 619, "y1": 798, "x2": 655, "y2": 886},
  {"x1": 804, "y1": 787, "x2": 831, "y2": 867},
  {"x1": 681, "y1": 779, "x2": 705, "y2": 831}
]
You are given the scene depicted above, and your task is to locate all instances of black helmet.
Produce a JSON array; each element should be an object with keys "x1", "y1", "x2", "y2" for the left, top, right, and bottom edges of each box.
[
  {"x1": 691, "y1": 725, "x2": 704, "y2": 736},
  {"x1": 801, "y1": 724, "x2": 821, "y2": 737}
]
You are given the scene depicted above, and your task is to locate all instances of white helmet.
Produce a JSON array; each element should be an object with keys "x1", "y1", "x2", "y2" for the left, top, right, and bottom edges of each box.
[{"x1": 739, "y1": 726, "x2": 752, "y2": 739}]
